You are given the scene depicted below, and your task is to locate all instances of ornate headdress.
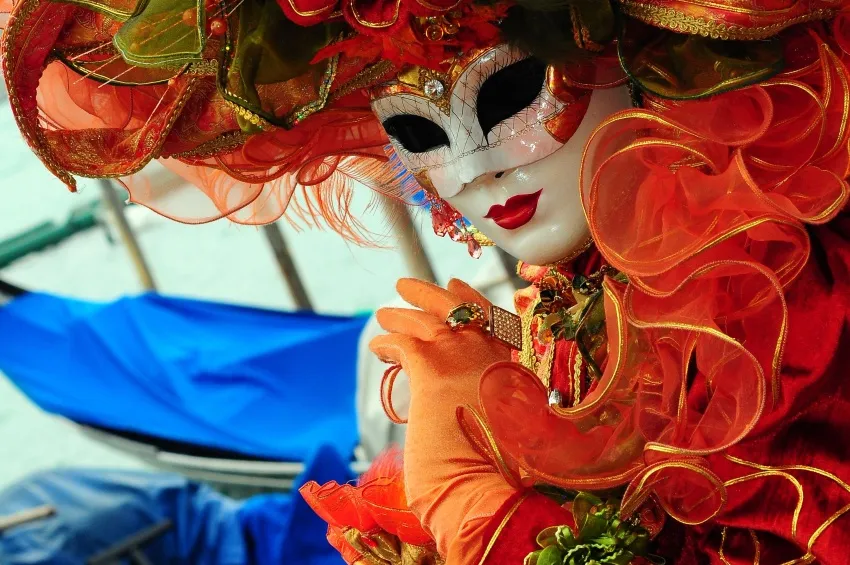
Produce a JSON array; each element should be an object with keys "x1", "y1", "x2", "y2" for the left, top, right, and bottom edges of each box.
[{"x1": 0, "y1": 0, "x2": 842, "y2": 236}]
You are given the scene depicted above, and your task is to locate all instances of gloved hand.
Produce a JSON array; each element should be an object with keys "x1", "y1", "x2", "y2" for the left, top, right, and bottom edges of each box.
[{"x1": 369, "y1": 278, "x2": 516, "y2": 563}]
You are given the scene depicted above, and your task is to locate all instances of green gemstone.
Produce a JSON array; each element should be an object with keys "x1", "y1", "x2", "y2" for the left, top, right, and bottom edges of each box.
[{"x1": 454, "y1": 306, "x2": 475, "y2": 323}]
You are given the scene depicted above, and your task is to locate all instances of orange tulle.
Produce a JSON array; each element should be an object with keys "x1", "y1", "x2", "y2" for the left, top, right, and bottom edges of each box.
[{"x1": 476, "y1": 23, "x2": 850, "y2": 526}]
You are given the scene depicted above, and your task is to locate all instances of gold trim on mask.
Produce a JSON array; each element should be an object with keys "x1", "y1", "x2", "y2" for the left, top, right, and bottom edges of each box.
[{"x1": 370, "y1": 46, "x2": 504, "y2": 116}]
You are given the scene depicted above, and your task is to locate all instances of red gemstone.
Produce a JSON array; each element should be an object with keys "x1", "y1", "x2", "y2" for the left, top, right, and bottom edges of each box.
[
  {"x1": 208, "y1": 17, "x2": 226, "y2": 36},
  {"x1": 181, "y1": 7, "x2": 197, "y2": 26}
]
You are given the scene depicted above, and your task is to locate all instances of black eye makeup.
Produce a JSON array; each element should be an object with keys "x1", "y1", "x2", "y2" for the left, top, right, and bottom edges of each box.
[
  {"x1": 381, "y1": 114, "x2": 449, "y2": 154},
  {"x1": 476, "y1": 56, "x2": 547, "y2": 139}
]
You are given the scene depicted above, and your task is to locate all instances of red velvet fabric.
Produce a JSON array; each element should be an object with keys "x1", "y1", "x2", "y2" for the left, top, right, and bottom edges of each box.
[
  {"x1": 479, "y1": 493, "x2": 574, "y2": 565},
  {"x1": 650, "y1": 212, "x2": 850, "y2": 563}
]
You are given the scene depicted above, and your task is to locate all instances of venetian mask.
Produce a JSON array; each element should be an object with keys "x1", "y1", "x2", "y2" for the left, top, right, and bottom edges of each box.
[{"x1": 371, "y1": 44, "x2": 633, "y2": 266}]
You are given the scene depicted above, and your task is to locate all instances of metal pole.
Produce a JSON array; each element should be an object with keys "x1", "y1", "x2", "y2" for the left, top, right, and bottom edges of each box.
[
  {"x1": 378, "y1": 194, "x2": 437, "y2": 284},
  {"x1": 496, "y1": 248, "x2": 525, "y2": 290},
  {"x1": 0, "y1": 505, "x2": 55, "y2": 532},
  {"x1": 99, "y1": 179, "x2": 157, "y2": 292},
  {"x1": 262, "y1": 223, "x2": 313, "y2": 311}
]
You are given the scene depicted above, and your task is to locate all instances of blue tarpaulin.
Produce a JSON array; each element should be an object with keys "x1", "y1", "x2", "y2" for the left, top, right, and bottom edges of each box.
[
  {"x1": 0, "y1": 446, "x2": 352, "y2": 564},
  {"x1": 0, "y1": 292, "x2": 368, "y2": 461}
]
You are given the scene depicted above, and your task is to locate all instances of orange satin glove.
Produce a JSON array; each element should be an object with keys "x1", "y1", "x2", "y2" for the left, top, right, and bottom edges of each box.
[{"x1": 369, "y1": 278, "x2": 516, "y2": 563}]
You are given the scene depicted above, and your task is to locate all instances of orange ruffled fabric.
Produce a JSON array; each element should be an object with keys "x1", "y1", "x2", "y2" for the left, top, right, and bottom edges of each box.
[
  {"x1": 477, "y1": 22, "x2": 850, "y2": 526},
  {"x1": 300, "y1": 446, "x2": 437, "y2": 563}
]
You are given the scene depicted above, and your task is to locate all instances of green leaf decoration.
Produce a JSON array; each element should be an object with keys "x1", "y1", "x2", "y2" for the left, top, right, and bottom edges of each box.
[
  {"x1": 556, "y1": 526, "x2": 577, "y2": 549},
  {"x1": 538, "y1": 544, "x2": 566, "y2": 565},
  {"x1": 527, "y1": 493, "x2": 653, "y2": 565},
  {"x1": 537, "y1": 526, "x2": 560, "y2": 548},
  {"x1": 114, "y1": 0, "x2": 205, "y2": 67}
]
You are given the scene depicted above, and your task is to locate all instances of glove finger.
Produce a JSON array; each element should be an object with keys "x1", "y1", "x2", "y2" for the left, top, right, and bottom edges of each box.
[
  {"x1": 447, "y1": 278, "x2": 490, "y2": 309},
  {"x1": 369, "y1": 333, "x2": 421, "y2": 367},
  {"x1": 396, "y1": 278, "x2": 461, "y2": 320},
  {"x1": 375, "y1": 307, "x2": 448, "y2": 342}
]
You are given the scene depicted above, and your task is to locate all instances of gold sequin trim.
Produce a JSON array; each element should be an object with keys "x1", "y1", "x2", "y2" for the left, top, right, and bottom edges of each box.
[
  {"x1": 225, "y1": 99, "x2": 272, "y2": 130},
  {"x1": 285, "y1": 53, "x2": 339, "y2": 128},
  {"x1": 620, "y1": 1, "x2": 835, "y2": 40},
  {"x1": 329, "y1": 60, "x2": 395, "y2": 104},
  {"x1": 170, "y1": 131, "x2": 250, "y2": 159}
]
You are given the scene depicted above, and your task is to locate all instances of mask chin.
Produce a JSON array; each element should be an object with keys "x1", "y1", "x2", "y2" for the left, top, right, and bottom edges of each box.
[
  {"x1": 467, "y1": 215, "x2": 591, "y2": 265},
  {"x1": 513, "y1": 233, "x2": 592, "y2": 265}
]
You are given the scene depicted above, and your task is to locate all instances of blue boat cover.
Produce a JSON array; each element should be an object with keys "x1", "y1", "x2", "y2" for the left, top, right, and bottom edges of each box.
[
  {"x1": 0, "y1": 446, "x2": 352, "y2": 564},
  {"x1": 0, "y1": 292, "x2": 368, "y2": 461}
]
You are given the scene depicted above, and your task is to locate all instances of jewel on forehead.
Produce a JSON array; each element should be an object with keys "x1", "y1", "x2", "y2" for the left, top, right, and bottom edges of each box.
[{"x1": 424, "y1": 78, "x2": 445, "y2": 100}]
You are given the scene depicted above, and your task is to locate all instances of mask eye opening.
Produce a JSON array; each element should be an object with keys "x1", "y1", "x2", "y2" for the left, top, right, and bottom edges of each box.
[
  {"x1": 476, "y1": 56, "x2": 548, "y2": 140},
  {"x1": 381, "y1": 114, "x2": 449, "y2": 154}
]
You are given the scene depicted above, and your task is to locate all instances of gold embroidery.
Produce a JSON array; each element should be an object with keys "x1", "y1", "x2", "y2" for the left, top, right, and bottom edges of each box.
[
  {"x1": 619, "y1": 1, "x2": 835, "y2": 41},
  {"x1": 186, "y1": 59, "x2": 219, "y2": 76},
  {"x1": 3, "y1": 0, "x2": 76, "y2": 188},
  {"x1": 3, "y1": 0, "x2": 201, "y2": 185},
  {"x1": 550, "y1": 281, "x2": 626, "y2": 418},
  {"x1": 283, "y1": 0, "x2": 335, "y2": 19},
  {"x1": 348, "y1": 0, "x2": 401, "y2": 29},
  {"x1": 58, "y1": 53, "x2": 192, "y2": 86},
  {"x1": 61, "y1": 0, "x2": 134, "y2": 21},
  {"x1": 519, "y1": 297, "x2": 541, "y2": 374}
]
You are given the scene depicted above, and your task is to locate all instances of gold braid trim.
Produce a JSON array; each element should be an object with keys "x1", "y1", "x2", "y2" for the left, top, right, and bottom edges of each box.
[
  {"x1": 619, "y1": 1, "x2": 835, "y2": 40},
  {"x1": 519, "y1": 297, "x2": 541, "y2": 375}
]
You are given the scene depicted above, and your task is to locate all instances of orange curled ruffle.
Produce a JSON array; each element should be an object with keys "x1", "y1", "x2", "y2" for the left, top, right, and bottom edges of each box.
[
  {"x1": 477, "y1": 23, "x2": 850, "y2": 526},
  {"x1": 300, "y1": 447, "x2": 435, "y2": 564}
]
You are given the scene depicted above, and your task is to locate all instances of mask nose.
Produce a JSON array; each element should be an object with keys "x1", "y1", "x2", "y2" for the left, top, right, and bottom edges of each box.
[{"x1": 459, "y1": 169, "x2": 507, "y2": 193}]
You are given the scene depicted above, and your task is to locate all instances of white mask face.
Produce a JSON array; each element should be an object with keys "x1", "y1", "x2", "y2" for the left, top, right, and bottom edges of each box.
[{"x1": 372, "y1": 44, "x2": 633, "y2": 265}]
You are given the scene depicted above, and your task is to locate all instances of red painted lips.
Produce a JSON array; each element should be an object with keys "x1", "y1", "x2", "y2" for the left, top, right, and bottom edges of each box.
[{"x1": 484, "y1": 189, "x2": 543, "y2": 230}]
